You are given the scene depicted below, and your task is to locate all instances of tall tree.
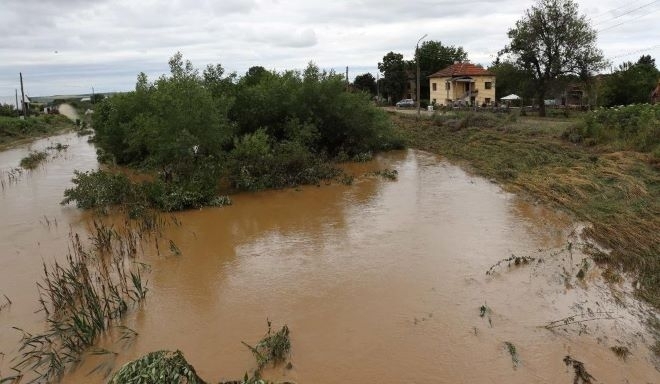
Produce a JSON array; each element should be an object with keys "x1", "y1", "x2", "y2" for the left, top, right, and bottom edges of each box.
[
  {"x1": 488, "y1": 60, "x2": 534, "y2": 102},
  {"x1": 353, "y1": 73, "x2": 376, "y2": 95},
  {"x1": 378, "y1": 52, "x2": 407, "y2": 102},
  {"x1": 416, "y1": 41, "x2": 468, "y2": 100},
  {"x1": 601, "y1": 55, "x2": 660, "y2": 106},
  {"x1": 501, "y1": 0, "x2": 606, "y2": 116}
]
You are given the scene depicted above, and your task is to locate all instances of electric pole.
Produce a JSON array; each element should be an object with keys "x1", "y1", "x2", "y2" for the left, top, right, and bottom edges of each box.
[
  {"x1": 346, "y1": 66, "x2": 349, "y2": 89},
  {"x1": 19, "y1": 72, "x2": 26, "y2": 118},
  {"x1": 416, "y1": 34, "x2": 427, "y2": 116}
]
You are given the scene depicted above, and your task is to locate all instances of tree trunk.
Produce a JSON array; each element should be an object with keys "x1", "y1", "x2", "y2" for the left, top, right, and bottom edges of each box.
[{"x1": 538, "y1": 86, "x2": 546, "y2": 117}]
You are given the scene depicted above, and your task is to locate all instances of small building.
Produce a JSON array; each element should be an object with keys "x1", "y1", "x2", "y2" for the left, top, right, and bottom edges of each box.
[{"x1": 428, "y1": 62, "x2": 496, "y2": 106}]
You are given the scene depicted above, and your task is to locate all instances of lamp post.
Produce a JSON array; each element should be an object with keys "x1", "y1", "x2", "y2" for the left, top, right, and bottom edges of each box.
[{"x1": 416, "y1": 33, "x2": 427, "y2": 116}]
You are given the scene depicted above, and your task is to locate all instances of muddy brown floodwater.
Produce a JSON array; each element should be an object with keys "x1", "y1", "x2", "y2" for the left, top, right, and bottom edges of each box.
[{"x1": 1, "y1": 132, "x2": 658, "y2": 383}]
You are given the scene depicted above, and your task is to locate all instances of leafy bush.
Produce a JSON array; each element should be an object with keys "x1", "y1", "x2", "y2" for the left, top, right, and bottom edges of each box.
[
  {"x1": 78, "y1": 53, "x2": 404, "y2": 211},
  {"x1": 564, "y1": 104, "x2": 660, "y2": 156},
  {"x1": 61, "y1": 170, "x2": 135, "y2": 209}
]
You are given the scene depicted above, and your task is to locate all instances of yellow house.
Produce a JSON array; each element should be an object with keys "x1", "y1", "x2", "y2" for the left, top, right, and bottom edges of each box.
[{"x1": 428, "y1": 62, "x2": 496, "y2": 106}]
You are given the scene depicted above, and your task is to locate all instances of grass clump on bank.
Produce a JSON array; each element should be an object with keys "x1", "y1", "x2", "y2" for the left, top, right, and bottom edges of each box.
[
  {"x1": 0, "y1": 114, "x2": 73, "y2": 148},
  {"x1": 391, "y1": 110, "x2": 659, "y2": 309},
  {"x1": 63, "y1": 53, "x2": 402, "y2": 212}
]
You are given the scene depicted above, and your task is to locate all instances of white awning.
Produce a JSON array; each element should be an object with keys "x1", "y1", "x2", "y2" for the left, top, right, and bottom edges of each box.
[{"x1": 501, "y1": 94, "x2": 521, "y2": 100}]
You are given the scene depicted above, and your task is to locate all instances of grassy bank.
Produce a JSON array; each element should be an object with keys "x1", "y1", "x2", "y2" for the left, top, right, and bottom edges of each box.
[
  {"x1": 391, "y1": 109, "x2": 660, "y2": 309},
  {"x1": 0, "y1": 114, "x2": 73, "y2": 148}
]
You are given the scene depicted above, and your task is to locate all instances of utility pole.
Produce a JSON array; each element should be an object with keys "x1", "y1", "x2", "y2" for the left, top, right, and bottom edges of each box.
[
  {"x1": 345, "y1": 66, "x2": 349, "y2": 89},
  {"x1": 19, "y1": 72, "x2": 27, "y2": 118},
  {"x1": 15, "y1": 89, "x2": 19, "y2": 116},
  {"x1": 416, "y1": 34, "x2": 427, "y2": 116},
  {"x1": 92, "y1": 87, "x2": 95, "y2": 104},
  {"x1": 376, "y1": 72, "x2": 380, "y2": 102}
]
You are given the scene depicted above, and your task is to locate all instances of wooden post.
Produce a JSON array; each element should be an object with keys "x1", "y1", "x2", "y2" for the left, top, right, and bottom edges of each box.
[{"x1": 19, "y1": 72, "x2": 26, "y2": 118}]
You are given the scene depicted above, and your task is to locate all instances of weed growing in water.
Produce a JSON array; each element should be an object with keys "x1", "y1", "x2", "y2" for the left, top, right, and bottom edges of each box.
[
  {"x1": 19, "y1": 150, "x2": 48, "y2": 170},
  {"x1": 9, "y1": 214, "x2": 173, "y2": 383},
  {"x1": 479, "y1": 303, "x2": 493, "y2": 327},
  {"x1": 486, "y1": 254, "x2": 537, "y2": 275},
  {"x1": 563, "y1": 355, "x2": 595, "y2": 384},
  {"x1": 504, "y1": 342, "x2": 520, "y2": 368},
  {"x1": 610, "y1": 345, "x2": 631, "y2": 361},
  {"x1": 46, "y1": 142, "x2": 69, "y2": 151},
  {"x1": 0, "y1": 294, "x2": 10, "y2": 312},
  {"x1": 368, "y1": 168, "x2": 398, "y2": 180},
  {"x1": 242, "y1": 320, "x2": 291, "y2": 371},
  {"x1": 109, "y1": 350, "x2": 206, "y2": 384}
]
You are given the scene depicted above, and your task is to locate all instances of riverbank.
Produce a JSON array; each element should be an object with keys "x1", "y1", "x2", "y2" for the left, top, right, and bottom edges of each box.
[
  {"x1": 391, "y1": 111, "x2": 660, "y2": 347},
  {"x1": 0, "y1": 114, "x2": 74, "y2": 150}
]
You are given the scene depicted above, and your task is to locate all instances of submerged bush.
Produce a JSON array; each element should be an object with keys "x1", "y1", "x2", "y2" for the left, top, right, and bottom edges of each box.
[
  {"x1": 109, "y1": 350, "x2": 206, "y2": 384},
  {"x1": 19, "y1": 150, "x2": 48, "y2": 169},
  {"x1": 61, "y1": 170, "x2": 135, "y2": 209},
  {"x1": 82, "y1": 53, "x2": 404, "y2": 211}
]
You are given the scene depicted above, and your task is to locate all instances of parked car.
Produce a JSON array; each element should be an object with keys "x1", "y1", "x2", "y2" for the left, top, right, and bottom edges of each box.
[{"x1": 395, "y1": 99, "x2": 415, "y2": 108}]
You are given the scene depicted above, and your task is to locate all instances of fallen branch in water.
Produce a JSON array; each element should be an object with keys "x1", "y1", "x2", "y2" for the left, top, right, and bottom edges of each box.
[{"x1": 544, "y1": 312, "x2": 619, "y2": 329}]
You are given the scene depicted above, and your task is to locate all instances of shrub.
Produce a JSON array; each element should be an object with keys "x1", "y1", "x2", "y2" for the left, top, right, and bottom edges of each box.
[{"x1": 565, "y1": 104, "x2": 660, "y2": 156}]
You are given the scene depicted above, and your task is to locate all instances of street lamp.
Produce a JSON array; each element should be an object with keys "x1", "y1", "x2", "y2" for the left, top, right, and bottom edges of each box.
[{"x1": 416, "y1": 33, "x2": 427, "y2": 116}]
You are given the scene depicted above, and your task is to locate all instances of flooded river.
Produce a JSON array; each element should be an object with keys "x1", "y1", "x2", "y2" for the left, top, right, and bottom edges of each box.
[{"x1": 0, "y1": 132, "x2": 658, "y2": 383}]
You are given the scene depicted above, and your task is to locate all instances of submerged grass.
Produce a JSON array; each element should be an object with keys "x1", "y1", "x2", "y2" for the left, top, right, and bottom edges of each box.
[
  {"x1": 19, "y1": 150, "x2": 48, "y2": 170},
  {"x1": 111, "y1": 321, "x2": 292, "y2": 384},
  {"x1": 9, "y1": 215, "x2": 173, "y2": 383},
  {"x1": 392, "y1": 112, "x2": 660, "y2": 309}
]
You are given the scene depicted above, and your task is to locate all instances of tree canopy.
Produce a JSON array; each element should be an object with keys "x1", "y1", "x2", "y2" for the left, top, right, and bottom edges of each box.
[
  {"x1": 378, "y1": 52, "x2": 407, "y2": 102},
  {"x1": 601, "y1": 55, "x2": 660, "y2": 106},
  {"x1": 353, "y1": 73, "x2": 376, "y2": 95},
  {"x1": 501, "y1": 0, "x2": 606, "y2": 116},
  {"x1": 416, "y1": 41, "x2": 468, "y2": 100}
]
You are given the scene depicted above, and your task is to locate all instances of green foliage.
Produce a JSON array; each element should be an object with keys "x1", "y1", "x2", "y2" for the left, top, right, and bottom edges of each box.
[
  {"x1": 565, "y1": 104, "x2": 660, "y2": 155},
  {"x1": 109, "y1": 350, "x2": 205, "y2": 384},
  {"x1": 62, "y1": 170, "x2": 134, "y2": 209},
  {"x1": 488, "y1": 60, "x2": 534, "y2": 101},
  {"x1": 84, "y1": 53, "x2": 402, "y2": 211},
  {"x1": 0, "y1": 103, "x2": 17, "y2": 117},
  {"x1": 600, "y1": 55, "x2": 660, "y2": 106},
  {"x1": 19, "y1": 150, "x2": 48, "y2": 169},
  {"x1": 0, "y1": 114, "x2": 72, "y2": 146},
  {"x1": 416, "y1": 40, "x2": 468, "y2": 100},
  {"x1": 378, "y1": 52, "x2": 407, "y2": 102},
  {"x1": 501, "y1": 0, "x2": 606, "y2": 116},
  {"x1": 353, "y1": 73, "x2": 376, "y2": 94},
  {"x1": 242, "y1": 321, "x2": 291, "y2": 370}
]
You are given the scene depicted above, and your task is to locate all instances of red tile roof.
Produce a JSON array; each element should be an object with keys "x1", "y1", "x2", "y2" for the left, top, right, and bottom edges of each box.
[{"x1": 428, "y1": 62, "x2": 493, "y2": 78}]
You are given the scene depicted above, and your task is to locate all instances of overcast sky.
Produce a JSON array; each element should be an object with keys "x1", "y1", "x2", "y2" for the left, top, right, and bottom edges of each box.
[{"x1": 1, "y1": 0, "x2": 659, "y2": 98}]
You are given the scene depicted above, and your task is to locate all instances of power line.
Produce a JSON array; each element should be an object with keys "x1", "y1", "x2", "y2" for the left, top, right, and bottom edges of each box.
[
  {"x1": 593, "y1": 0, "x2": 659, "y2": 25},
  {"x1": 589, "y1": 0, "x2": 647, "y2": 20},
  {"x1": 608, "y1": 44, "x2": 660, "y2": 60},
  {"x1": 598, "y1": 6, "x2": 659, "y2": 32}
]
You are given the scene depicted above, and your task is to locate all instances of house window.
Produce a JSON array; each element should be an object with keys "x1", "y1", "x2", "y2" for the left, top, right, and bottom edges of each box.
[
  {"x1": 445, "y1": 82, "x2": 450, "y2": 90},
  {"x1": 485, "y1": 82, "x2": 492, "y2": 90},
  {"x1": 485, "y1": 98, "x2": 491, "y2": 104},
  {"x1": 432, "y1": 83, "x2": 437, "y2": 91}
]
